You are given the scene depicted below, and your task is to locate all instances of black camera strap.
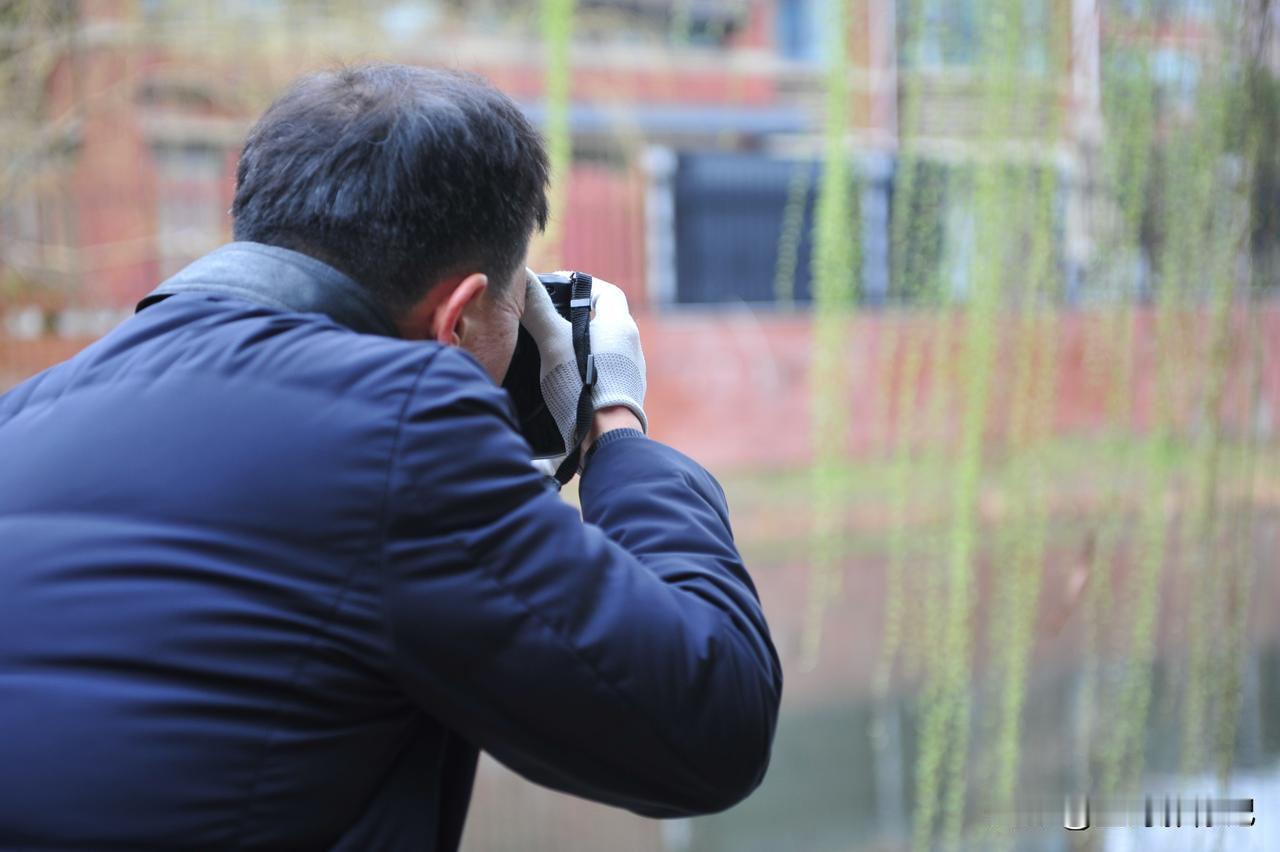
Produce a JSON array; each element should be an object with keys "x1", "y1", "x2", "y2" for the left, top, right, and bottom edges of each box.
[{"x1": 552, "y1": 271, "x2": 595, "y2": 486}]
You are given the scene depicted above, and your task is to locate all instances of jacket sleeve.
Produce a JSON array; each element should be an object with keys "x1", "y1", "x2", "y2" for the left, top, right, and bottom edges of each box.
[{"x1": 380, "y1": 347, "x2": 782, "y2": 817}]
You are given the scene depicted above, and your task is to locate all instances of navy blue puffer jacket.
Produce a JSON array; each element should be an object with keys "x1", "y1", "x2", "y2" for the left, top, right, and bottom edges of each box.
[{"x1": 0, "y1": 243, "x2": 782, "y2": 851}]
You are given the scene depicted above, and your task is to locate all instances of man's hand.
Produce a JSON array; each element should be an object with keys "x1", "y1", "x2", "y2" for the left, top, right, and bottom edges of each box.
[{"x1": 520, "y1": 270, "x2": 648, "y2": 460}]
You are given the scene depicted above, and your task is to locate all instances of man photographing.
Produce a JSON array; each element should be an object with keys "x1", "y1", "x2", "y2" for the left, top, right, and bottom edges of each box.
[{"x1": 0, "y1": 63, "x2": 781, "y2": 851}]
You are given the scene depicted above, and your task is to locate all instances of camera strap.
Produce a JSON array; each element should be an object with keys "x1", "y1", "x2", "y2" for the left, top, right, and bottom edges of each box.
[{"x1": 552, "y1": 271, "x2": 595, "y2": 486}]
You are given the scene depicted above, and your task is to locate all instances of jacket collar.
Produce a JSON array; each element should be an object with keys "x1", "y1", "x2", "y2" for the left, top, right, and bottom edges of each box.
[{"x1": 135, "y1": 241, "x2": 401, "y2": 339}]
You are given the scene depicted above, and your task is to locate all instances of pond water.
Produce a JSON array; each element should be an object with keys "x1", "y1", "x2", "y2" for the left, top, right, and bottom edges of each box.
[{"x1": 681, "y1": 642, "x2": 1280, "y2": 851}]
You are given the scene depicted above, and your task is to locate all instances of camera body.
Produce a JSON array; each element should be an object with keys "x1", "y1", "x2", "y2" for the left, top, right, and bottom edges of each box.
[{"x1": 502, "y1": 272, "x2": 577, "y2": 459}]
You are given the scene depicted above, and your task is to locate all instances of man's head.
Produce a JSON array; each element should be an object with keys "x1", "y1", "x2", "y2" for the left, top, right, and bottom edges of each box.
[{"x1": 231, "y1": 64, "x2": 549, "y2": 380}]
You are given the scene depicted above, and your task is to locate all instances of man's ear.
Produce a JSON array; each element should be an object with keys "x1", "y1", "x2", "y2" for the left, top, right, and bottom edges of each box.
[
  {"x1": 398, "y1": 273, "x2": 488, "y2": 343},
  {"x1": 432, "y1": 273, "x2": 488, "y2": 346}
]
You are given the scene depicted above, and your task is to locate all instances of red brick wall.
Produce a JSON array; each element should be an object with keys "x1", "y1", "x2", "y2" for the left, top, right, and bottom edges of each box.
[
  {"x1": 639, "y1": 305, "x2": 1280, "y2": 471},
  {"x1": 557, "y1": 165, "x2": 648, "y2": 304},
  {"x1": 0, "y1": 335, "x2": 96, "y2": 391}
]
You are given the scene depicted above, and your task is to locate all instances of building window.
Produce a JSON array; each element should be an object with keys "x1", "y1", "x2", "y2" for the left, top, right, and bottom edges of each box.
[
  {"x1": 152, "y1": 142, "x2": 228, "y2": 279},
  {"x1": 664, "y1": 151, "x2": 891, "y2": 306},
  {"x1": 907, "y1": 0, "x2": 978, "y2": 69},
  {"x1": 899, "y1": 0, "x2": 1051, "y2": 73},
  {"x1": 888, "y1": 159, "x2": 1068, "y2": 304},
  {"x1": 776, "y1": 0, "x2": 830, "y2": 63},
  {"x1": 1, "y1": 142, "x2": 80, "y2": 289}
]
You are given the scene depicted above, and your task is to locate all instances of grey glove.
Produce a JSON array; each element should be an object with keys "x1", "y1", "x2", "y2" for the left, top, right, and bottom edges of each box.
[
  {"x1": 520, "y1": 269, "x2": 583, "y2": 455},
  {"x1": 520, "y1": 269, "x2": 649, "y2": 455},
  {"x1": 585, "y1": 278, "x2": 647, "y2": 432}
]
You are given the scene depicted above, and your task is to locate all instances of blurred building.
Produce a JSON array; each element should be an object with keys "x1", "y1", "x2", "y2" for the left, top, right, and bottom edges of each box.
[
  {"x1": 1, "y1": 0, "x2": 1275, "y2": 465},
  {"x1": 0, "y1": 0, "x2": 1085, "y2": 311}
]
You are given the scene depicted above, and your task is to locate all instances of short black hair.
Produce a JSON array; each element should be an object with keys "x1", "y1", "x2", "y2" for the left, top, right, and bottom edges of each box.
[{"x1": 232, "y1": 64, "x2": 549, "y2": 315}]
